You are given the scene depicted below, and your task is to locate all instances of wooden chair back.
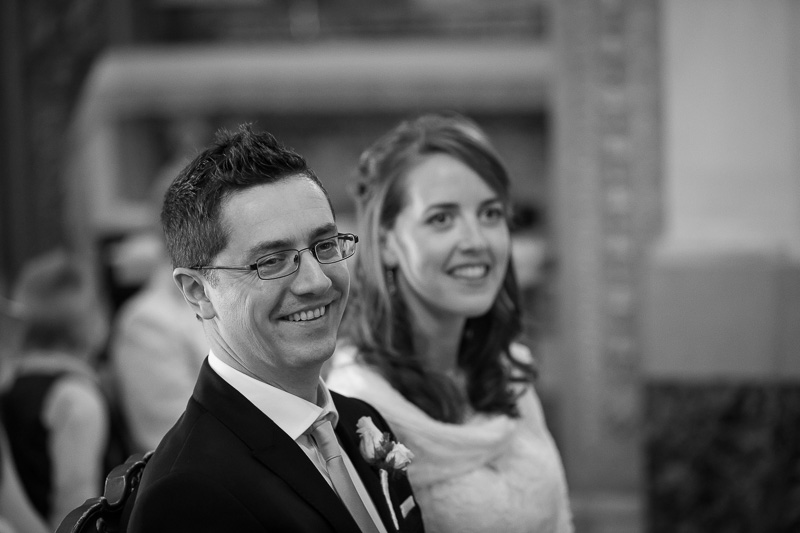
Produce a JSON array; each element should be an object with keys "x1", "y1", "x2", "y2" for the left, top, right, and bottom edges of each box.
[{"x1": 56, "y1": 451, "x2": 153, "y2": 533}]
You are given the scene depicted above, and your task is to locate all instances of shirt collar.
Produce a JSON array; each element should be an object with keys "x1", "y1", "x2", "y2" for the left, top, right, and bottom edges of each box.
[{"x1": 207, "y1": 350, "x2": 339, "y2": 439}]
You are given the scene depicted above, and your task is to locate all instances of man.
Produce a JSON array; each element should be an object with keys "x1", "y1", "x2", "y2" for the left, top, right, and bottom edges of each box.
[{"x1": 127, "y1": 124, "x2": 424, "y2": 533}]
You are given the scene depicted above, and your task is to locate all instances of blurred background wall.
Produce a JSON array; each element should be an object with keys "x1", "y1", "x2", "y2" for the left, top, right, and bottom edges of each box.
[
  {"x1": 643, "y1": 2, "x2": 800, "y2": 531},
  {"x1": 1, "y1": 0, "x2": 799, "y2": 531}
]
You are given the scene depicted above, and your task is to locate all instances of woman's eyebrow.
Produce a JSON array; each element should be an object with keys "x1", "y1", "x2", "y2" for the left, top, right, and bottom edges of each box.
[
  {"x1": 424, "y1": 202, "x2": 459, "y2": 212},
  {"x1": 479, "y1": 198, "x2": 504, "y2": 208},
  {"x1": 423, "y1": 196, "x2": 502, "y2": 213}
]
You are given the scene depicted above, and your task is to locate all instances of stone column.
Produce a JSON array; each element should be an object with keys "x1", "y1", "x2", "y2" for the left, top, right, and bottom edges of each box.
[{"x1": 551, "y1": 0, "x2": 661, "y2": 530}]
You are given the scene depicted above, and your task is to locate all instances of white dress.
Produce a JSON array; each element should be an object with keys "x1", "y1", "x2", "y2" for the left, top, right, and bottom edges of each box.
[{"x1": 326, "y1": 344, "x2": 574, "y2": 533}]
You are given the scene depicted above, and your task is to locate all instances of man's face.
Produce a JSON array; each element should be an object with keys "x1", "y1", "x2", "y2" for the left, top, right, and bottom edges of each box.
[{"x1": 202, "y1": 175, "x2": 350, "y2": 383}]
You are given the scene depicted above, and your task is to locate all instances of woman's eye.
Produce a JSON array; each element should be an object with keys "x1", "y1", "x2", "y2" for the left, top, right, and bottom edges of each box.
[
  {"x1": 481, "y1": 205, "x2": 506, "y2": 223},
  {"x1": 426, "y1": 212, "x2": 452, "y2": 227}
]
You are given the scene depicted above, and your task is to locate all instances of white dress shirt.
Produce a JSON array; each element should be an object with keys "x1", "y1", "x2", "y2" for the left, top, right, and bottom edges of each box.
[{"x1": 208, "y1": 352, "x2": 387, "y2": 533}]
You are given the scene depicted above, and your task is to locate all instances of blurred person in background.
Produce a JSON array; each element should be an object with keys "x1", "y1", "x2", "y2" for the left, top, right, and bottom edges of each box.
[
  {"x1": 109, "y1": 158, "x2": 208, "y2": 454},
  {"x1": 0, "y1": 429, "x2": 49, "y2": 533},
  {"x1": 1, "y1": 249, "x2": 111, "y2": 530},
  {"x1": 0, "y1": 276, "x2": 49, "y2": 533},
  {"x1": 326, "y1": 112, "x2": 573, "y2": 533}
]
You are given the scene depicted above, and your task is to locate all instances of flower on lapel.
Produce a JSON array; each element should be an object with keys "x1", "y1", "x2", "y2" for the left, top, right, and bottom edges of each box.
[
  {"x1": 386, "y1": 443, "x2": 413, "y2": 471},
  {"x1": 356, "y1": 416, "x2": 385, "y2": 462},
  {"x1": 356, "y1": 416, "x2": 414, "y2": 476},
  {"x1": 356, "y1": 416, "x2": 415, "y2": 531}
]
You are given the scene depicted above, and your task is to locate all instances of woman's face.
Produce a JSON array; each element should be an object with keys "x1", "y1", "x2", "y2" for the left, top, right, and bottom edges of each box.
[{"x1": 382, "y1": 153, "x2": 511, "y2": 324}]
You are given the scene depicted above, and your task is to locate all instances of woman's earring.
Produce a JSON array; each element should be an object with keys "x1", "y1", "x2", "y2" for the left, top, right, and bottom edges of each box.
[{"x1": 385, "y1": 267, "x2": 397, "y2": 296}]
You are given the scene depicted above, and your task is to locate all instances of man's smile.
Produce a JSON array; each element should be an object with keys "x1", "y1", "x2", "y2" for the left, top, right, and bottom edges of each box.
[{"x1": 282, "y1": 304, "x2": 328, "y2": 322}]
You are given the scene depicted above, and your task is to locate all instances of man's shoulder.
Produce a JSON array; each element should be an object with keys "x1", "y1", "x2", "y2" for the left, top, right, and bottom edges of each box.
[{"x1": 138, "y1": 402, "x2": 251, "y2": 492}]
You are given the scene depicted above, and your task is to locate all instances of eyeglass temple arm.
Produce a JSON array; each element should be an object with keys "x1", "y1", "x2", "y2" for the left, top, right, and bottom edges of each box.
[{"x1": 192, "y1": 264, "x2": 258, "y2": 271}]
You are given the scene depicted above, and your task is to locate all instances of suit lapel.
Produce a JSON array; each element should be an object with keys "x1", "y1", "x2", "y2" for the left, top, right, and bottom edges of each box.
[
  {"x1": 334, "y1": 401, "x2": 397, "y2": 532},
  {"x1": 251, "y1": 439, "x2": 359, "y2": 533},
  {"x1": 191, "y1": 360, "x2": 361, "y2": 533}
]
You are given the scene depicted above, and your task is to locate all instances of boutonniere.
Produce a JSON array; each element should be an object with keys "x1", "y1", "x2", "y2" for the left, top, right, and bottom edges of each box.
[{"x1": 357, "y1": 416, "x2": 414, "y2": 530}]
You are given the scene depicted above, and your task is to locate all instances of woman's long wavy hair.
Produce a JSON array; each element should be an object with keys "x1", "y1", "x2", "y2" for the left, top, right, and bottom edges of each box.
[{"x1": 341, "y1": 112, "x2": 536, "y2": 423}]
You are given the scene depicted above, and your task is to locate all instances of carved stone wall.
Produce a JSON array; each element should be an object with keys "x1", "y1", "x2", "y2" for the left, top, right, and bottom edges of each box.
[{"x1": 551, "y1": 0, "x2": 661, "y2": 530}]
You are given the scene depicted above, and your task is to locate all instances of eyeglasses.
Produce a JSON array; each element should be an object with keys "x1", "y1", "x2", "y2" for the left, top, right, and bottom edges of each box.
[{"x1": 191, "y1": 233, "x2": 358, "y2": 281}]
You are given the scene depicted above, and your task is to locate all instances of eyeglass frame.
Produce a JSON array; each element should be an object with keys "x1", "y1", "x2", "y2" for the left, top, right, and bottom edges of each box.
[{"x1": 190, "y1": 233, "x2": 358, "y2": 281}]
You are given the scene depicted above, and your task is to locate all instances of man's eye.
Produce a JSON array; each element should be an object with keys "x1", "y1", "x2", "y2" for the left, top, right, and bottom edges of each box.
[
  {"x1": 259, "y1": 253, "x2": 288, "y2": 268},
  {"x1": 316, "y1": 240, "x2": 336, "y2": 252}
]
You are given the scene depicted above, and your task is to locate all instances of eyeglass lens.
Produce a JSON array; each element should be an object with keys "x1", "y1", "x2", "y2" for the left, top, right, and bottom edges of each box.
[{"x1": 255, "y1": 235, "x2": 355, "y2": 280}]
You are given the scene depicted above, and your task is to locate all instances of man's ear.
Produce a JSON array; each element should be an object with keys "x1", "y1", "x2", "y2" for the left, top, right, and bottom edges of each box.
[
  {"x1": 380, "y1": 228, "x2": 399, "y2": 268},
  {"x1": 173, "y1": 268, "x2": 216, "y2": 320}
]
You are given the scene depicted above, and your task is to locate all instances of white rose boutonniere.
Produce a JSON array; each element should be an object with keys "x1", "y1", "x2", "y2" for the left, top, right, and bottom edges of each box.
[
  {"x1": 356, "y1": 416, "x2": 386, "y2": 462},
  {"x1": 356, "y1": 416, "x2": 415, "y2": 530},
  {"x1": 385, "y1": 443, "x2": 414, "y2": 471}
]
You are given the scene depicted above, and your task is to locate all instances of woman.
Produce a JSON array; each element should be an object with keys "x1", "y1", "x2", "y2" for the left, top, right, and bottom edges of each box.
[{"x1": 326, "y1": 112, "x2": 573, "y2": 533}]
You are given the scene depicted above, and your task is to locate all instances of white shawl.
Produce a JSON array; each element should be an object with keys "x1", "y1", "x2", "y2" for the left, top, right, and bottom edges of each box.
[{"x1": 326, "y1": 345, "x2": 574, "y2": 533}]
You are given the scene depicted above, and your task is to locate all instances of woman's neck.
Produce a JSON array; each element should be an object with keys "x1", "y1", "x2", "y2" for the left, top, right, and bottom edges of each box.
[{"x1": 408, "y1": 312, "x2": 465, "y2": 374}]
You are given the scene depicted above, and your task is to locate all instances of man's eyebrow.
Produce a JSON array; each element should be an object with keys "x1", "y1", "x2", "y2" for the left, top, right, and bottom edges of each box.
[{"x1": 245, "y1": 223, "x2": 338, "y2": 258}]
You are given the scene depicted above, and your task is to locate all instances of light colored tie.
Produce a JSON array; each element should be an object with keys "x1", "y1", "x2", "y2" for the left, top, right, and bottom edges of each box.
[{"x1": 311, "y1": 420, "x2": 382, "y2": 533}]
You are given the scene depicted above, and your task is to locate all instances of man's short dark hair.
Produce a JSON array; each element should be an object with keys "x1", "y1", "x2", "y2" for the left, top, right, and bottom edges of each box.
[{"x1": 161, "y1": 123, "x2": 333, "y2": 277}]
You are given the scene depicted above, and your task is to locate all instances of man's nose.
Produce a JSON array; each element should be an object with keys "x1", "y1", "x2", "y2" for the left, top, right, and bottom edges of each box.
[{"x1": 291, "y1": 250, "x2": 333, "y2": 293}]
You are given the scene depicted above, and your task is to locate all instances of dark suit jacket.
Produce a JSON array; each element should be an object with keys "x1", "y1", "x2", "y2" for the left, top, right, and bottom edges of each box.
[{"x1": 127, "y1": 359, "x2": 424, "y2": 533}]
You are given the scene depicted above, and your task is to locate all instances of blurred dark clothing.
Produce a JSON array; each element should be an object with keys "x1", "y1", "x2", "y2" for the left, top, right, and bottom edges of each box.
[{"x1": 1, "y1": 353, "x2": 109, "y2": 528}]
